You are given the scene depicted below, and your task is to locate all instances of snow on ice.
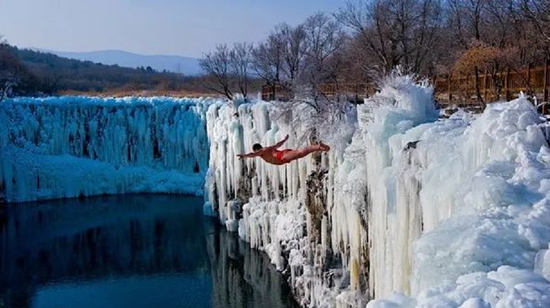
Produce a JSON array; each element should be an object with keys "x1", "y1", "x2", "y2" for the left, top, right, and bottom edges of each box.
[{"x1": 359, "y1": 76, "x2": 550, "y2": 307}]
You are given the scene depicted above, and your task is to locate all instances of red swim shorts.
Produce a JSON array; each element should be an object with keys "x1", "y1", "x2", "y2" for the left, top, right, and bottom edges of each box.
[{"x1": 275, "y1": 149, "x2": 292, "y2": 161}]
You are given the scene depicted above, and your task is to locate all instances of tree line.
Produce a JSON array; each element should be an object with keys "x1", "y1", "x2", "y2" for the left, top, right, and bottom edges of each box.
[
  {"x1": 200, "y1": 0, "x2": 550, "y2": 102},
  {"x1": 0, "y1": 35, "x2": 218, "y2": 101}
]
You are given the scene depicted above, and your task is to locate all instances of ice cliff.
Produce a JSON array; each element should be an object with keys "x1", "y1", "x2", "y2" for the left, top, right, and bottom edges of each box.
[
  {"x1": 2, "y1": 76, "x2": 550, "y2": 308},
  {"x1": 205, "y1": 75, "x2": 550, "y2": 307},
  {"x1": 0, "y1": 96, "x2": 211, "y2": 202}
]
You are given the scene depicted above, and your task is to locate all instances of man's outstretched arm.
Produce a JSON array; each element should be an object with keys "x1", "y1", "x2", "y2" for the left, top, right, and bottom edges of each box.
[
  {"x1": 237, "y1": 151, "x2": 262, "y2": 159},
  {"x1": 269, "y1": 134, "x2": 289, "y2": 150}
]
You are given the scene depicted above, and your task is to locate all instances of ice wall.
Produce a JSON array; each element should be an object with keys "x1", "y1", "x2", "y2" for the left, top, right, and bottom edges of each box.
[
  {"x1": 3, "y1": 86, "x2": 549, "y2": 307},
  {"x1": 338, "y1": 75, "x2": 550, "y2": 307},
  {"x1": 0, "y1": 96, "x2": 212, "y2": 202},
  {"x1": 206, "y1": 74, "x2": 550, "y2": 308},
  {"x1": 205, "y1": 98, "x2": 361, "y2": 307}
]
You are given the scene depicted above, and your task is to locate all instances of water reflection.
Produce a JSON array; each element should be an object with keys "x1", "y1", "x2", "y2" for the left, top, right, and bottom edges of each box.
[
  {"x1": 206, "y1": 224, "x2": 299, "y2": 308},
  {"x1": 0, "y1": 195, "x2": 299, "y2": 308}
]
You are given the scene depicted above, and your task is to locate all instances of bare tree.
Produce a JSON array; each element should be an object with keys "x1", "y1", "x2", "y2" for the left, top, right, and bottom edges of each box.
[
  {"x1": 230, "y1": 42, "x2": 253, "y2": 98},
  {"x1": 252, "y1": 23, "x2": 310, "y2": 99},
  {"x1": 336, "y1": 0, "x2": 396, "y2": 70},
  {"x1": 301, "y1": 13, "x2": 346, "y2": 101},
  {"x1": 199, "y1": 44, "x2": 234, "y2": 100},
  {"x1": 520, "y1": 0, "x2": 550, "y2": 42},
  {"x1": 447, "y1": 0, "x2": 488, "y2": 48},
  {"x1": 336, "y1": 0, "x2": 444, "y2": 75},
  {"x1": 253, "y1": 28, "x2": 285, "y2": 87},
  {"x1": 279, "y1": 23, "x2": 309, "y2": 91},
  {"x1": 405, "y1": 0, "x2": 444, "y2": 74},
  {"x1": 200, "y1": 43, "x2": 255, "y2": 100}
]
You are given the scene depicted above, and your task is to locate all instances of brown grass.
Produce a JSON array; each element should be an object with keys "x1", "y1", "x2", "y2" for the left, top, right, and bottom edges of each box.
[{"x1": 58, "y1": 89, "x2": 224, "y2": 98}]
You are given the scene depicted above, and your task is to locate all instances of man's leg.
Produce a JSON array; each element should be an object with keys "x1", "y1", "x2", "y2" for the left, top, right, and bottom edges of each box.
[{"x1": 281, "y1": 143, "x2": 329, "y2": 162}]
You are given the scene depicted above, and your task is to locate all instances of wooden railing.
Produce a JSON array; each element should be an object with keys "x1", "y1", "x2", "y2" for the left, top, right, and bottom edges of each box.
[
  {"x1": 262, "y1": 63, "x2": 550, "y2": 113},
  {"x1": 433, "y1": 61, "x2": 550, "y2": 108},
  {"x1": 261, "y1": 84, "x2": 292, "y2": 101},
  {"x1": 261, "y1": 83, "x2": 373, "y2": 103}
]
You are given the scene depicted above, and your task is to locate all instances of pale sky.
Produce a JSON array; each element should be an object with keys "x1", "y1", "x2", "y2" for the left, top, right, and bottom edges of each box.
[{"x1": 0, "y1": 0, "x2": 344, "y2": 58}]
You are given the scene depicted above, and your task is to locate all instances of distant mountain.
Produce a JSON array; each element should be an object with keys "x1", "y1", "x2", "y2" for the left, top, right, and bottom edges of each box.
[
  {"x1": 33, "y1": 49, "x2": 203, "y2": 76},
  {"x1": 3, "y1": 45, "x2": 208, "y2": 96}
]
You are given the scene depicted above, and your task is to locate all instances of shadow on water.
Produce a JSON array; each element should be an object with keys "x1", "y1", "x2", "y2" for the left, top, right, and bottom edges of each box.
[{"x1": 0, "y1": 194, "x2": 299, "y2": 308}]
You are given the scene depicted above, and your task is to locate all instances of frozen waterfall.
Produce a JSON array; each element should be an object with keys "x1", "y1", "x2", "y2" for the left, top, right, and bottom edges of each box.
[
  {"x1": 0, "y1": 96, "x2": 212, "y2": 202},
  {"x1": 205, "y1": 75, "x2": 550, "y2": 308},
  {"x1": 2, "y1": 78, "x2": 550, "y2": 308}
]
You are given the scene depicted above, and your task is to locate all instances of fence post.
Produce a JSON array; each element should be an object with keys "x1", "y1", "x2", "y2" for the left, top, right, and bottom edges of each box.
[
  {"x1": 544, "y1": 59, "x2": 549, "y2": 102},
  {"x1": 447, "y1": 74, "x2": 452, "y2": 103},
  {"x1": 527, "y1": 63, "x2": 532, "y2": 93},
  {"x1": 475, "y1": 66, "x2": 483, "y2": 105},
  {"x1": 466, "y1": 74, "x2": 471, "y2": 105},
  {"x1": 505, "y1": 68, "x2": 511, "y2": 101},
  {"x1": 484, "y1": 68, "x2": 488, "y2": 102}
]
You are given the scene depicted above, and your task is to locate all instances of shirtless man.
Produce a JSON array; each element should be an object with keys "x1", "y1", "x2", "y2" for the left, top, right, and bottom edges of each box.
[{"x1": 237, "y1": 134, "x2": 330, "y2": 165}]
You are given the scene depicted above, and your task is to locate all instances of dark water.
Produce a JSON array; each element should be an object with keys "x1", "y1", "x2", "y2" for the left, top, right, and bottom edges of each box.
[{"x1": 0, "y1": 195, "x2": 300, "y2": 308}]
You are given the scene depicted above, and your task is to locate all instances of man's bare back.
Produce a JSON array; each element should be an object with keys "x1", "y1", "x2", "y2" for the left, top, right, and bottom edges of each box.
[{"x1": 237, "y1": 134, "x2": 330, "y2": 165}]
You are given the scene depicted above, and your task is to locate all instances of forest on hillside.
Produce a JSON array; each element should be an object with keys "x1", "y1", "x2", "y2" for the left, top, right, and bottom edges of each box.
[{"x1": 0, "y1": 36, "x2": 220, "y2": 100}]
